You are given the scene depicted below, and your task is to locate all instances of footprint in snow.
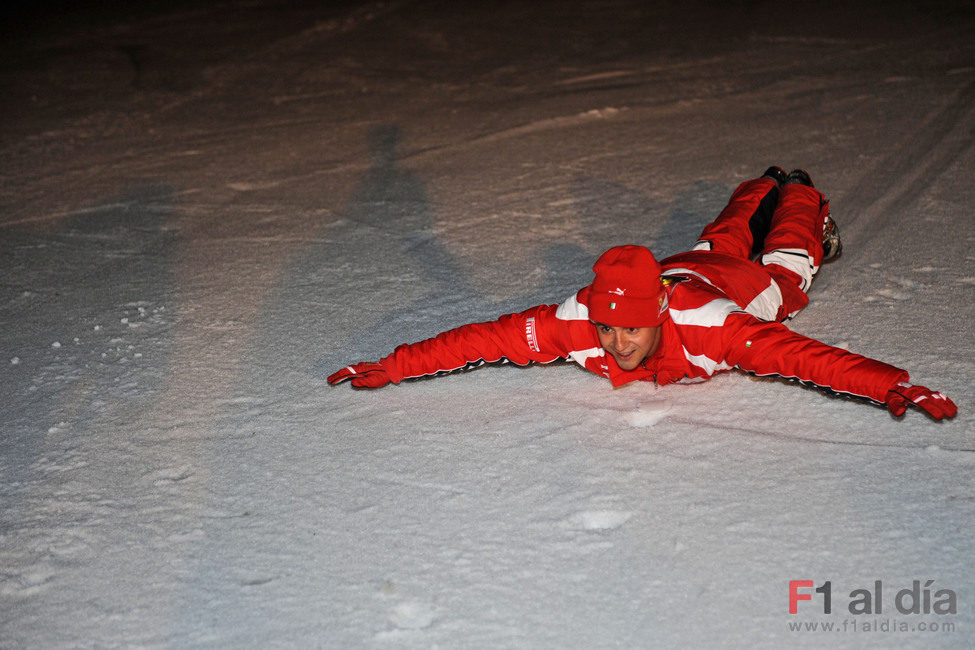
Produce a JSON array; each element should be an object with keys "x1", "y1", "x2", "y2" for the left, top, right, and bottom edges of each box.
[
  {"x1": 875, "y1": 288, "x2": 912, "y2": 300},
  {"x1": 568, "y1": 510, "x2": 633, "y2": 531},
  {"x1": 388, "y1": 601, "x2": 437, "y2": 630},
  {"x1": 628, "y1": 403, "x2": 669, "y2": 427},
  {"x1": 143, "y1": 465, "x2": 193, "y2": 486}
]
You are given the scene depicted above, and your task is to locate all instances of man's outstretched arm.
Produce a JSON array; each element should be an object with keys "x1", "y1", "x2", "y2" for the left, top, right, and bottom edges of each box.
[
  {"x1": 328, "y1": 305, "x2": 566, "y2": 389},
  {"x1": 724, "y1": 316, "x2": 957, "y2": 420}
]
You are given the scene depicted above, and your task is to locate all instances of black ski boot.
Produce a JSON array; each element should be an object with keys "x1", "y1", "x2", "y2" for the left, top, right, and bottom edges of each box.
[
  {"x1": 762, "y1": 166, "x2": 788, "y2": 186},
  {"x1": 785, "y1": 168, "x2": 814, "y2": 187}
]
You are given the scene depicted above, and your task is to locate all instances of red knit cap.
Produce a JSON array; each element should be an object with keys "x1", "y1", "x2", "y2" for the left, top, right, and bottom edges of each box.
[{"x1": 585, "y1": 245, "x2": 668, "y2": 327}]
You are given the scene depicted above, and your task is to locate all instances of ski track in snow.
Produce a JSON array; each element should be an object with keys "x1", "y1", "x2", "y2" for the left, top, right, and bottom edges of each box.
[{"x1": 1, "y1": 1, "x2": 974, "y2": 648}]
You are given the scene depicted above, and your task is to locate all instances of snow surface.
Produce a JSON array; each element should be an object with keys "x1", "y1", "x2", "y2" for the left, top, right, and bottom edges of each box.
[{"x1": 1, "y1": 1, "x2": 973, "y2": 647}]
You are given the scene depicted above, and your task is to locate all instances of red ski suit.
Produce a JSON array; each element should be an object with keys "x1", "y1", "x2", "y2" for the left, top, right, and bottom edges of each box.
[{"x1": 376, "y1": 179, "x2": 908, "y2": 403}]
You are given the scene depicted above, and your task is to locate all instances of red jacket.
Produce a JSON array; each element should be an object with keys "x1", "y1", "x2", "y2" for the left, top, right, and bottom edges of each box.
[{"x1": 378, "y1": 253, "x2": 908, "y2": 403}]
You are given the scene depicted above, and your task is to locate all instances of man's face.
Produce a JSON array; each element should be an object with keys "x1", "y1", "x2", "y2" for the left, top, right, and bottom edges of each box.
[{"x1": 593, "y1": 322, "x2": 662, "y2": 371}]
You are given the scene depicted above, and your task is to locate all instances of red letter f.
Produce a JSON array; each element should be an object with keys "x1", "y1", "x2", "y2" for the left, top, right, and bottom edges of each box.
[{"x1": 789, "y1": 580, "x2": 814, "y2": 614}]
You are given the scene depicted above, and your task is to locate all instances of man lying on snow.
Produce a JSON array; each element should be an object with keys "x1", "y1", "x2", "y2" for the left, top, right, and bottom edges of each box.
[{"x1": 328, "y1": 167, "x2": 957, "y2": 420}]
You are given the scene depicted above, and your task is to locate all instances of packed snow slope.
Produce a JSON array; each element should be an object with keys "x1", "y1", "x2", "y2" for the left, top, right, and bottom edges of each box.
[{"x1": 1, "y1": 1, "x2": 973, "y2": 647}]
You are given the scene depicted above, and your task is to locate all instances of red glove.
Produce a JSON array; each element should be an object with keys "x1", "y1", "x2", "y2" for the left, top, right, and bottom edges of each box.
[
  {"x1": 327, "y1": 362, "x2": 390, "y2": 389},
  {"x1": 885, "y1": 382, "x2": 957, "y2": 420}
]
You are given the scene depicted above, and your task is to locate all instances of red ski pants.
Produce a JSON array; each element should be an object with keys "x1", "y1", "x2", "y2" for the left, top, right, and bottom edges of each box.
[{"x1": 663, "y1": 176, "x2": 829, "y2": 321}]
